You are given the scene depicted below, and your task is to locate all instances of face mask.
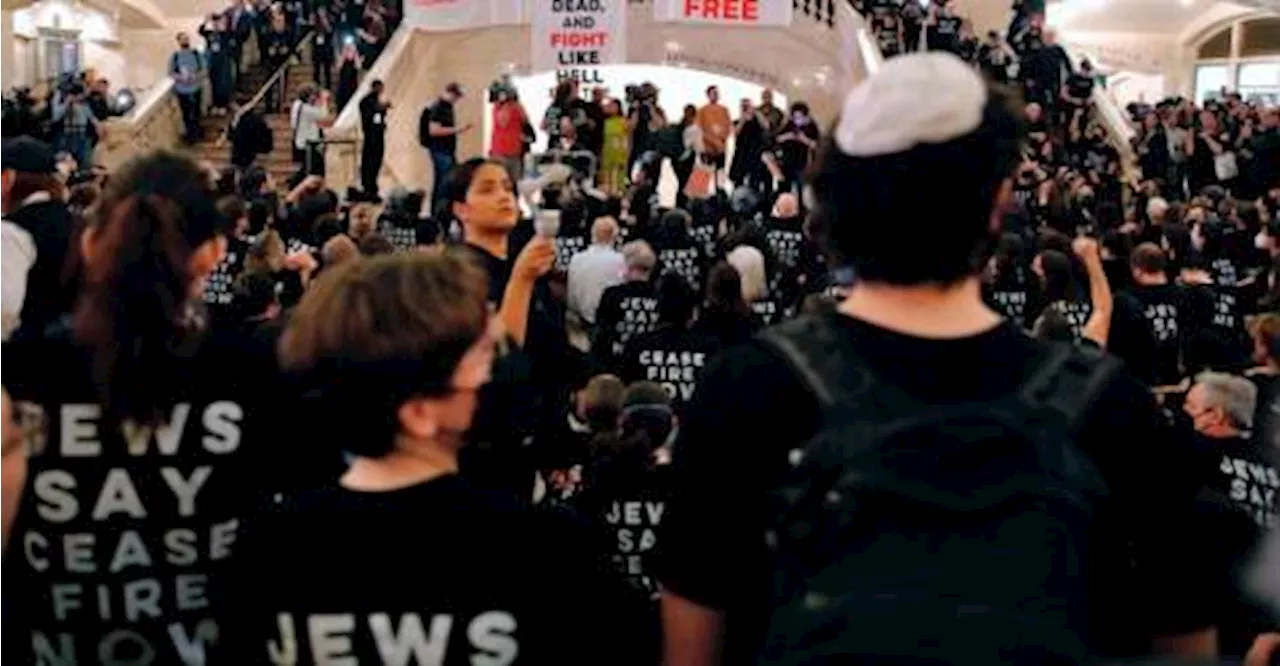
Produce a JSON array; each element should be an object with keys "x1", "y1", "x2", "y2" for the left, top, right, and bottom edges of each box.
[
  {"x1": 793, "y1": 113, "x2": 808, "y2": 126},
  {"x1": 1257, "y1": 231, "x2": 1271, "y2": 251}
]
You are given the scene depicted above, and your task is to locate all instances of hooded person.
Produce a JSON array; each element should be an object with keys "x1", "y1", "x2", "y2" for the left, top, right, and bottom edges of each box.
[{"x1": 2, "y1": 137, "x2": 75, "y2": 340}]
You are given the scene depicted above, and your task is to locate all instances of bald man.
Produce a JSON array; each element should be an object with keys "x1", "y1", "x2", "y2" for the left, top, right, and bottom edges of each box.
[{"x1": 567, "y1": 216, "x2": 626, "y2": 327}]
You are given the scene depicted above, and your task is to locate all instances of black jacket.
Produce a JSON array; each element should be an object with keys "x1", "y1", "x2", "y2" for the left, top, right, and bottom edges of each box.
[
  {"x1": 7, "y1": 198, "x2": 77, "y2": 339},
  {"x1": 231, "y1": 110, "x2": 273, "y2": 168}
]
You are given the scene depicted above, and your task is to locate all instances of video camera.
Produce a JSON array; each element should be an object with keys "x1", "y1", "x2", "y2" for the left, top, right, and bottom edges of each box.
[{"x1": 488, "y1": 74, "x2": 518, "y2": 103}]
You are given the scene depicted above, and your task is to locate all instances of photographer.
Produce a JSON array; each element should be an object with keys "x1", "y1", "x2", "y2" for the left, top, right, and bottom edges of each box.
[
  {"x1": 627, "y1": 82, "x2": 667, "y2": 173},
  {"x1": 51, "y1": 81, "x2": 99, "y2": 172}
]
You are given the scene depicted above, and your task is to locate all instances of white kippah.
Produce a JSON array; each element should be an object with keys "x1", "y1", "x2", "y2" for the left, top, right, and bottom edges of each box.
[{"x1": 834, "y1": 52, "x2": 988, "y2": 158}]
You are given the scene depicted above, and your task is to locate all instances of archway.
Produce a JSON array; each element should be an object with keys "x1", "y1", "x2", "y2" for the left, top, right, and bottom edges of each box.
[{"x1": 323, "y1": 1, "x2": 877, "y2": 194}]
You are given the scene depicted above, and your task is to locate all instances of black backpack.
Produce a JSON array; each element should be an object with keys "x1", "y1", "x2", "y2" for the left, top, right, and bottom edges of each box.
[{"x1": 755, "y1": 316, "x2": 1120, "y2": 665}]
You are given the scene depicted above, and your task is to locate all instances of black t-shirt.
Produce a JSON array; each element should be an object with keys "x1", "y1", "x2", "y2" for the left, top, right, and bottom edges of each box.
[
  {"x1": 1110, "y1": 283, "x2": 1194, "y2": 386},
  {"x1": 359, "y1": 91, "x2": 387, "y2": 140},
  {"x1": 1191, "y1": 434, "x2": 1278, "y2": 532},
  {"x1": 1250, "y1": 373, "x2": 1280, "y2": 452},
  {"x1": 222, "y1": 475, "x2": 624, "y2": 664},
  {"x1": 2, "y1": 330, "x2": 275, "y2": 665},
  {"x1": 984, "y1": 265, "x2": 1035, "y2": 328},
  {"x1": 620, "y1": 326, "x2": 721, "y2": 408},
  {"x1": 594, "y1": 279, "x2": 660, "y2": 362},
  {"x1": 656, "y1": 244, "x2": 706, "y2": 294},
  {"x1": 1067, "y1": 72, "x2": 1095, "y2": 101},
  {"x1": 421, "y1": 98, "x2": 457, "y2": 154},
  {"x1": 264, "y1": 29, "x2": 291, "y2": 64},
  {"x1": 659, "y1": 311, "x2": 1215, "y2": 661}
]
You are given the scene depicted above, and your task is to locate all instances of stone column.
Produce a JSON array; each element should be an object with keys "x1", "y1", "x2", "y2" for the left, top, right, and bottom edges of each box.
[{"x1": 2, "y1": 10, "x2": 15, "y2": 87}]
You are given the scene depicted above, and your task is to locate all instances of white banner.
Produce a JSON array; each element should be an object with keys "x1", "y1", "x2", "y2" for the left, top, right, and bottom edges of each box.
[
  {"x1": 532, "y1": 0, "x2": 627, "y2": 86},
  {"x1": 653, "y1": 0, "x2": 792, "y2": 26},
  {"x1": 403, "y1": 0, "x2": 522, "y2": 31}
]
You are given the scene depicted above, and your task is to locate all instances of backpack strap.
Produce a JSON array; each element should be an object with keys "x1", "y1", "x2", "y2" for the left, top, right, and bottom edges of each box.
[
  {"x1": 760, "y1": 316, "x2": 1121, "y2": 441},
  {"x1": 1014, "y1": 343, "x2": 1122, "y2": 437}
]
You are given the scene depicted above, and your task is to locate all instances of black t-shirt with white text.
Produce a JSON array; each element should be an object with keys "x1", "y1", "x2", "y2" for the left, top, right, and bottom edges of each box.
[
  {"x1": 595, "y1": 279, "x2": 660, "y2": 363},
  {"x1": 223, "y1": 475, "x2": 623, "y2": 664},
  {"x1": 2, "y1": 331, "x2": 275, "y2": 666},
  {"x1": 1110, "y1": 283, "x2": 1194, "y2": 386},
  {"x1": 620, "y1": 326, "x2": 720, "y2": 408}
]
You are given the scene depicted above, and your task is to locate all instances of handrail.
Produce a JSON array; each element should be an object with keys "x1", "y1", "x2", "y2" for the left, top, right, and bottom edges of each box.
[{"x1": 243, "y1": 30, "x2": 316, "y2": 114}]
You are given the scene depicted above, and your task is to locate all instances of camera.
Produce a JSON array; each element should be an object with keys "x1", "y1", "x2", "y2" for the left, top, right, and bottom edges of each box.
[{"x1": 488, "y1": 74, "x2": 517, "y2": 103}]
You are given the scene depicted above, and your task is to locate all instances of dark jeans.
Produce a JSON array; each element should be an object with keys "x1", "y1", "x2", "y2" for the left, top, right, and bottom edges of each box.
[
  {"x1": 673, "y1": 155, "x2": 694, "y2": 209},
  {"x1": 361, "y1": 138, "x2": 384, "y2": 195},
  {"x1": 315, "y1": 59, "x2": 333, "y2": 91},
  {"x1": 306, "y1": 141, "x2": 326, "y2": 177},
  {"x1": 176, "y1": 90, "x2": 202, "y2": 142},
  {"x1": 429, "y1": 149, "x2": 456, "y2": 215}
]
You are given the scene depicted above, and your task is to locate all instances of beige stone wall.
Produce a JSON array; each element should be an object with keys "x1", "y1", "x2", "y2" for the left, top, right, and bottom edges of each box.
[{"x1": 326, "y1": 3, "x2": 873, "y2": 195}]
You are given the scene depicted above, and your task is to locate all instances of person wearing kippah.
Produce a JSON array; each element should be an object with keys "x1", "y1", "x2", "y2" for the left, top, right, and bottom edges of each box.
[{"x1": 660, "y1": 52, "x2": 1224, "y2": 665}]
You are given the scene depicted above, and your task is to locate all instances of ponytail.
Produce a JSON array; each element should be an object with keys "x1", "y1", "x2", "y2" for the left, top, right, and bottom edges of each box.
[{"x1": 73, "y1": 194, "x2": 197, "y2": 426}]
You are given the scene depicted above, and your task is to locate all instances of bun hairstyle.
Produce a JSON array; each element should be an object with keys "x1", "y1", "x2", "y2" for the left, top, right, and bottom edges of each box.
[
  {"x1": 808, "y1": 53, "x2": 1026, "y2": 286},
  {"x1": 73, "y1": 151, "x2": 228, "y2": 426}
]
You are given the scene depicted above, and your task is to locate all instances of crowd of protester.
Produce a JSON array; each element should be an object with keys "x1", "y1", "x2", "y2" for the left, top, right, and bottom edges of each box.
[
  {"x1": 1, "y1": 0, "x2": 1280, "y2": 663},
  {"x1": 2, "y1": 70, "x2": 129, "y2": 179},
  {"x1": 174, "y1": 0, "x2": 401, "y2": 148}
]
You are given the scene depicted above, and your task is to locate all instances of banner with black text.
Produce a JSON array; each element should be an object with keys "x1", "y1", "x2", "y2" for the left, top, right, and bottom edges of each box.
[{"x1": 532, "y1": 0, "x2": 627, "y2": 86}]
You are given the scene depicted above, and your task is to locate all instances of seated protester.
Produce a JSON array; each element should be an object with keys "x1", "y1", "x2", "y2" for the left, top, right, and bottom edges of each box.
[
  {"x1": 660, "y1": 53, "x2": 1219, "y2": 665},
  {"x1": 1245, "y1": 312, "x2": 1280, "y2": 452},
  {"x1": 311, "y1": 212, "x2": 346, "y2": 248},
  {"x1": 358, "y1": 233, "x2": 395, "y2": 256},
  {"x1": 227, "y1": 269, "x2": 286, "y2": 364},
  {"x1": 620, "y1": 273, "x2": 718, "y2": 411},
  {"x1": 727, "y1": 244, "x2": 782, "y2": 326},
  {"x1": 378, "y1": 186, "x2": 438, "y2": 251},
  {"x1": 567, "y1": 216, "x2": 626, "y2": 330},
  {"x1": 594, "y1": 240, "x2": 661, "y2": 367},
  {"x1": 685, "y1": 198, "x2": 722, "y2": 261},
  {"x1": 224, "y1": 251, "x2": 623, "y2": 665},
  {"x1": 321, "y1": 232, "x2": 359, "y2": 269},
  {"x1": 246, "y1": 228, "x2": 318, "y2": 308},
  {"x1": 203, "y1": 195, "x2": 253, "y2": 324},
  {"x1": 983, "y1": 232, "x2": 1035, "y2": 329},
  {"x1": 536, "y1": 374, "x2": 625, "y2": 506},
  {"x1": 551, "y1": 200, "x2": 592, "y2": 270},
  {"x1": 1110, "y1": 243, "x2": 1196, "y2": 387},
  {"x1": 564, "y1": 380, "x2": 679, "y2": 666},
  {"x1": 1181, "y1": 256, "x2": 1252, "y2": 374},
  {"x1": 765, "y1": 193, "x2": 807, "y2": 277},
  {"x1": 1181, "y1": 373, "x2": 1279, "y2": 660},
  {"x1": 647, "y1": 209, "x2": 707, "y2": 295},
  {"x1": 2, "y1": 151, "x2": 276, "y2": 664},
  {"x1": 692, "y1": 262, "x2": 761, "y2": 349},
  {"x1": 346, "y1": 202, "x2": 377, "y2": 244},
  {"x1": 1031, "y1": 248, "x2": 1092, "y2": 339},
  {"x1": 1029, "y1": 237, "x2": 1112, "y2": 350}
]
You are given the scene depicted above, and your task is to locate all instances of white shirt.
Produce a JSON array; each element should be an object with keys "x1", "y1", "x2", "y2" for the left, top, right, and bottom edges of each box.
[
  {"x1": 2, "y1": 220, "x2": 36, "y2": 341},
  {"x1": 294, "y1": 102, "x2": 327, "y2": 149},
  {"x1": 567, "y1": 243, "x2": 625, "y2": 325}
]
